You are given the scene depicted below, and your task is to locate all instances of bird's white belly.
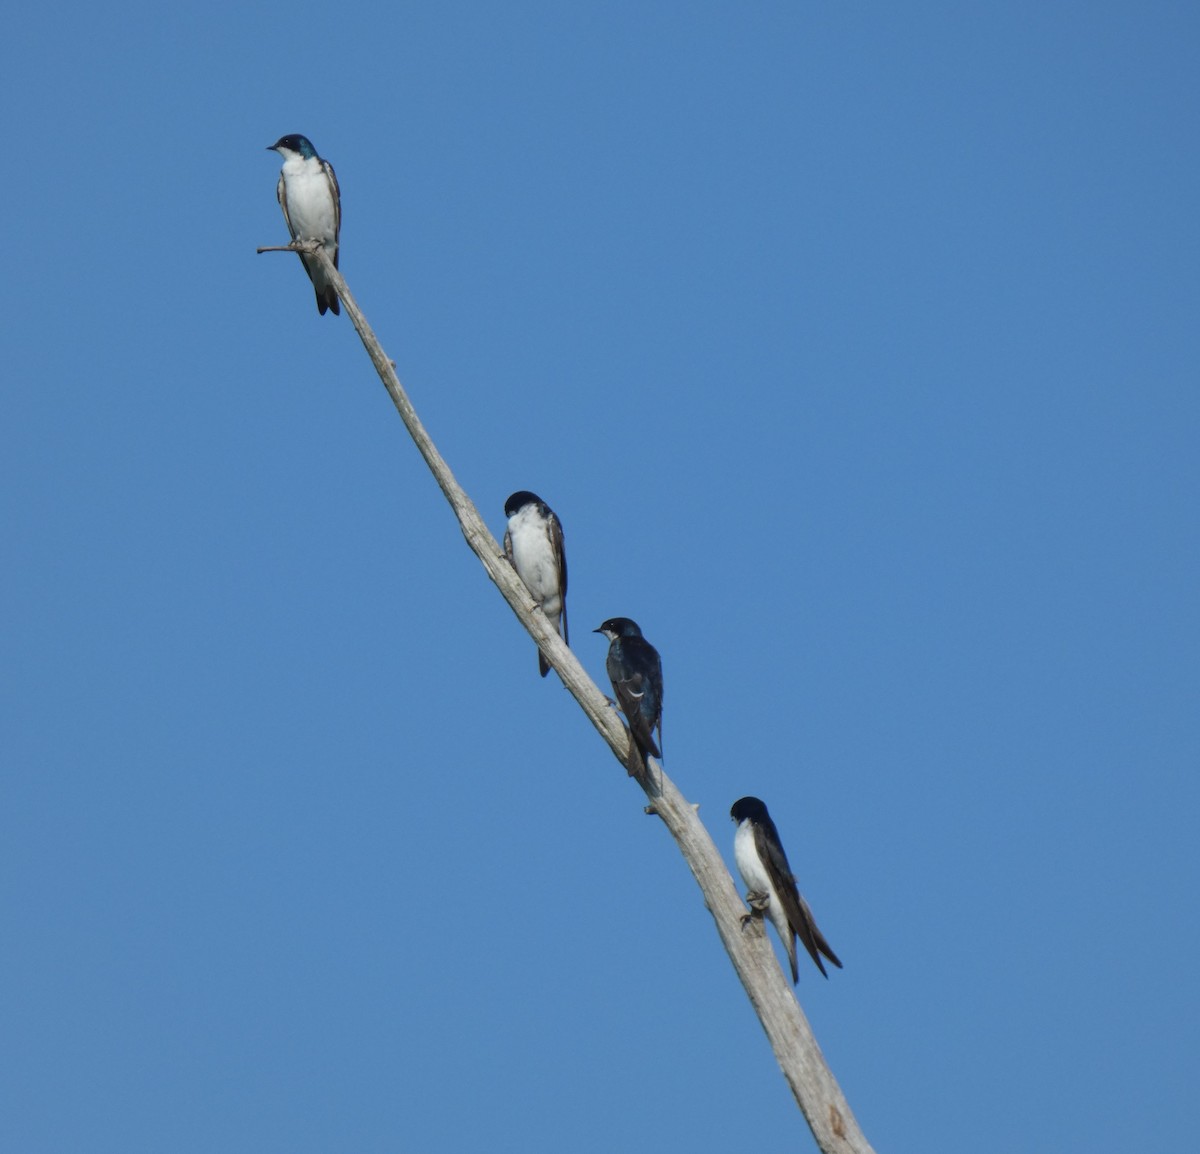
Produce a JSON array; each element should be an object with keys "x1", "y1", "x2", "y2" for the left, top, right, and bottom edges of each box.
[
  {"x1": 284, "y1": 162, "x2": 336, "y2": 244},
  {"x1": 734, "y1": 820, "x2": 776, "y2": 903},
  {"x1": 510, "y1": 524, "x2": 560, "y2": 612}
]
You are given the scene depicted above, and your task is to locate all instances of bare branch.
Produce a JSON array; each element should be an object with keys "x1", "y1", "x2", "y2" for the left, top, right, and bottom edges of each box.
[{"x1": 274, "y1": 244, "x2": 876, "y2": 1154}]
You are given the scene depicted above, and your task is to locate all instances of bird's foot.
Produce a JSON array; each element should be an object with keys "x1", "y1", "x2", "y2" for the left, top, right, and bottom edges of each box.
[{"x1": 740, "y1": 895, "x2": 768, "y2": 929}]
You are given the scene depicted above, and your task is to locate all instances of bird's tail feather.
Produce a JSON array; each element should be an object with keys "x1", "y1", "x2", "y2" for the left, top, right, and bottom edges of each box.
[{"x1": 785, "y1": 933, "x2": 800, "y2": 984}]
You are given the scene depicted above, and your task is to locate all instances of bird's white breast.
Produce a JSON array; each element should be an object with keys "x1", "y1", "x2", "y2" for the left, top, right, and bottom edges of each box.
[
  {"x1": 508, "y1": 509, "x2": 561, "y2": 610},
  {"x1": 734, "y1": 819, "x2": 776, "y2": 903},
  {"x1": 282, "y1": 156, "x2": 337, "y2": 245}
]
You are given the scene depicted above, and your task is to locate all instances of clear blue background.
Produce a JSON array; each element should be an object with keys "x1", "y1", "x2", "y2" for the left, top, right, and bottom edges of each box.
[{"x1": 3, "y1": 3, "x2": 1197, "y2": 1151}]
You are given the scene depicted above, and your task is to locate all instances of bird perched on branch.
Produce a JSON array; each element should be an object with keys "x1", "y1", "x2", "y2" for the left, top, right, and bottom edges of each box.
[
  {"x1": 267, "y1": 134, "x2": 341, "y2": 316},
  {"x1": 594, "y1": 617, "x2": 663, "y2": 777},
  {"x1": 731, "y1": 796, "x2": 842, "y2": 981},
  {"x1": 503, "y1": 491, "x2": 568, "y2": 677}
]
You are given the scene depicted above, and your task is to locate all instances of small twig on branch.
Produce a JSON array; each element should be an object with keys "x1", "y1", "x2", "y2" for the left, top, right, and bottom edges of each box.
[
  {"x1": 259, "y1": 241, "x2": 876, "y2": 1154},
  {"x1": 256, "y1": 240, "x2": 323, "y2": 255}
]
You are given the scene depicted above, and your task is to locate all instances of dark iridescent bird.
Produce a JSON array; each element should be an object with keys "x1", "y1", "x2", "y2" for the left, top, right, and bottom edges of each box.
[
  {"x1": 503, "y1": 491, "x2": 568, "y2": 677},
  {"x1": 594, "y1": 617, "x2": 663, "y2": 777},
  {"x1": 730, "y1": 796, "x2": 842, "y2": 981},
  {"x1": 267, "y1": 134, "x2": 341, "y2": 316}
]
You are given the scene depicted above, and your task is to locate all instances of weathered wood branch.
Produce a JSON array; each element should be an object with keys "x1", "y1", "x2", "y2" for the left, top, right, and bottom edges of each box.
[{"x1": 259, "y1": 241, "x2": 876, "y2": 1154}]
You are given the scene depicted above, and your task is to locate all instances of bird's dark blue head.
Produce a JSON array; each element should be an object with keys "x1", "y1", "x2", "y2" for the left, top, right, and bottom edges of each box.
[
  {"x1": 594, "y1": 617, "x2": 643, "y2": 641},
  {"x1": 267, "y1": 134, "x2": 317, "y2": 159},
  {"x1": 730, "y1": 796, "x2": 769, "y2": 824},
  {"x1": 504, "y1": 491, "x2": 543, "y2": 518}
]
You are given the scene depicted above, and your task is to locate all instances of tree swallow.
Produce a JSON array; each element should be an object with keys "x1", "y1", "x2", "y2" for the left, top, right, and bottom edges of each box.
[
  {"x1": 594, "y1": 617, "x2": 663, "y2": 777},
  {"x1": 503, "y1": 491, "x2": 569, "y2": 677},
  {"x1": 730, "y1": 796, "x2": 843, "y2": 982},
  {"x1": 267, "y1": 134, "x2": 341, "y2": 316}
]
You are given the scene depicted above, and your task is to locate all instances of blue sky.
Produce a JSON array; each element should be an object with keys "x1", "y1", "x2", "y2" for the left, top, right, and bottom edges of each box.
[{"x1": 3, "y1": 3, "x2": 1197, "y2": 1151}]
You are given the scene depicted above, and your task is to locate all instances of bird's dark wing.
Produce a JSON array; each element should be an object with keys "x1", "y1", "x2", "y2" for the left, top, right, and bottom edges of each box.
[
  {"x1": 634, "y1": 638, "x2": 663, "y2": 756},
  {"x1": 548, "y1": 511, "x2": 568, "y2": 647},
  {"x1": 755, "y1": 817, "x2": 841, "y2": 977},
  {"x1": 276, "y1": 173, "x2": 298, "y2": 242},
  {"x1": 317, "y1": 160, "x2": 342, "y2": 313},
  {"x1": 503, "y1": 528, "x2": 513, "y2": 564},
  {"x1": 794, "y1": 890, "x2": 842, "y2": 974},
  {"x1": 614, "y1": 666, "x2": 661, "y2": 760},
  {"x1": 321, "y1": 159, "x2": 341, "y2": 269}
]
